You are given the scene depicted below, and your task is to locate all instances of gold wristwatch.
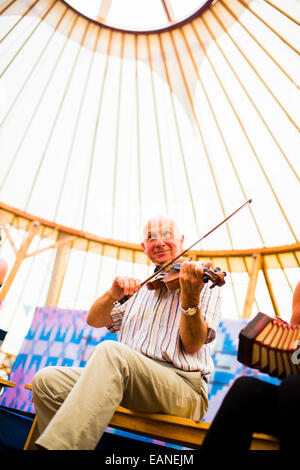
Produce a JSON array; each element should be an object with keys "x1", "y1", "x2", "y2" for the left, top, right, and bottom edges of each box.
[{"x1": 181, "y1": 305, "x2": 200, "y2": 317}]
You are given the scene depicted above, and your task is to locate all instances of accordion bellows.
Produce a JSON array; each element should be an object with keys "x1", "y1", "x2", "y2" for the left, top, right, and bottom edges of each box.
[{"x1": 238, "y1": 312, "x2": 300, "y2": 379}]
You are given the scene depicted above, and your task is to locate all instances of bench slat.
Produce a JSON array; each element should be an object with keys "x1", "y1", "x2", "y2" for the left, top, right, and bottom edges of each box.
[
  {"x1": 110, "y1": 406, "x2": 279, "y2": 450},
  {"x1": 110, "y1": 406, "x2": 209, "y2": 448},
  {"x1": 0, "y1": 378, "x2": 15, "y2": 388}
]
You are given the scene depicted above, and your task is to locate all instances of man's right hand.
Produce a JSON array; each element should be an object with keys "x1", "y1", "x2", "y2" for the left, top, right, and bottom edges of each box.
[{"x1": 108, "y1": 276, "x2": 141, "y2": 301}]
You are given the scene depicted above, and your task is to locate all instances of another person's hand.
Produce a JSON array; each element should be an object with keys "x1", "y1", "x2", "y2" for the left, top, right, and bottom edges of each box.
[{"x1": 291, "y1": 280, "x2": 300, "y2": 326}]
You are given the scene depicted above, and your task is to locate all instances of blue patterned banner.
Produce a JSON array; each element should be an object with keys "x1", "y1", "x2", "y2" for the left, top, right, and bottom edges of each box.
[{"x1": 0, "y1": 307, "x2": 115, "y2": 412}]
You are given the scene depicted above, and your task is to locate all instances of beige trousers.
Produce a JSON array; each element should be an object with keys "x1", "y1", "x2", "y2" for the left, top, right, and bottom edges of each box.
[{"x1": 32, "y1": 340, "x2": 208, "y2": 450}]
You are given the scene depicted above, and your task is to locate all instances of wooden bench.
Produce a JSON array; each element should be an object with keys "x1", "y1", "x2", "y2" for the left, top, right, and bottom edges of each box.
[
  {"x1": 108, "y1": 406, "x2": 280, "y2": 450},
  {"x1": 0, "y1": 379, "x2": 280, "y2": 450},
  {"x1": 0, "y1": 377, "x2": 15, "y2": 389}
]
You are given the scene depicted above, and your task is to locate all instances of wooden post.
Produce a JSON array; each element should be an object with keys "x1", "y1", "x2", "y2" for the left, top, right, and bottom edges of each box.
[
  {"x1": 45, "y1": 231, "x2": 73, "y2": 307},
  {"x1": 242, "y1": 254, "x2": 261, "y2": 319},
  {"x1": 261, "y1": 256, "x2": 281, "y2": 317},
  {"x1": 0, "y1": 221, "x2": 40, "y2": 302}
]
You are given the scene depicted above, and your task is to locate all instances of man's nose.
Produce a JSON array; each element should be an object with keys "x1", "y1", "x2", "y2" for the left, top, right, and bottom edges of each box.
[{"x1": 155, "y1": 237, "x2": 165, "y2": 247}]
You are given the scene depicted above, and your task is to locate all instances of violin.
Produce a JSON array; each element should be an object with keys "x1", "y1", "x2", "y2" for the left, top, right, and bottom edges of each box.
[
  {"x1": 115, "y1": 199, "x2": 252, "y2": 306},
  {"x1": 146, "y1": 262, "x2": 226, "y2": 292}
]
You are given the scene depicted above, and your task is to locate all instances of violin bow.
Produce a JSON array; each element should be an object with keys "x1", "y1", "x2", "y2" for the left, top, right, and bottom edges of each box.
[{"x1": 116, "y1": 198, "x2": 252, "y2": 305}]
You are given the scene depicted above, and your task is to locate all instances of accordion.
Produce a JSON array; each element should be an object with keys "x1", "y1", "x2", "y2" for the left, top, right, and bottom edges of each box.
[{"x1": 238, "y1": 312, "x2": 300, "y2": 378}]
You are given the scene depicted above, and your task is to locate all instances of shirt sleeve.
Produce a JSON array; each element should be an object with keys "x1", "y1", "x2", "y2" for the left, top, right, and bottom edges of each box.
[
  {"x1": 200, "y1": 284, "x2": 222, "y2": 344},
  {"x1": 107, "y1": 301, "x2": 127, "y2": 333},
  {"x1": 107, "y1": 293, "x2": 138, "y2": 333}
]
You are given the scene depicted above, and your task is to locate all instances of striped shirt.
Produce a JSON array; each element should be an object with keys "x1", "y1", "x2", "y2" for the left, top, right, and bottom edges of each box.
[{"x1": 108, "y1": 283, "x2": 221, "y2": 376}]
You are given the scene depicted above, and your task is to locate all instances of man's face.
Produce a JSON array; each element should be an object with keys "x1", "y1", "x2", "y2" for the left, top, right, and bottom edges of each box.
[{"x1": 141, "y1": 216, "x2": 184, "y2": 266}]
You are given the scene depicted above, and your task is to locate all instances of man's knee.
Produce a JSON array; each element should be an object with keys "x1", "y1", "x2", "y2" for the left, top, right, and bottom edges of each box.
[
  {"x1": 223, "y1": 376, "x2": 265, "y2": 404},
  {"x1": 92, "y1": 340, "x2": 124, "y2": 358},
  {"x1": 230, "y1": 376, "x2": 259, "y2": 395},
  {"x1": 228, "y1": 376, "x2": 277, "y2": 411},
  {"x1": 32, "y1": 367, "x2": 57, "y2": 394},
  {"x1": 90, "y1": 340, "x2": 137, "y2": 376}
]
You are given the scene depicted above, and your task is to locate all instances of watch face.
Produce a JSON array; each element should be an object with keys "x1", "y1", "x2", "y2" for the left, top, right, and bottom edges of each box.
[
  {"x1": 181, "y1": 306, "x2": 199, "y2": 316},
  {"x1": 188, "y1": 307, "x2": 197, "y2": 316}
]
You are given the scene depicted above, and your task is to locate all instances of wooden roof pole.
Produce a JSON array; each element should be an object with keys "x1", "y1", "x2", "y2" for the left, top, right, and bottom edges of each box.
[
  {"x1": 96, "y1": 0, "x2": 111, "y2": 22},
  {"x1": 0, "y1": 220, "x2": 40, "y2": 303},
  {"x1": 161, "y1": 0, "x2": 176, "y2": 23},
  {"x1": 261, "y1": 255, "x2": 281, "y2": 317},
  {"x1": 0, "y1": 213, "x2": 17, "y2": 254},
  {"x1": 25, "y1": 235, "x2": 75, "y2": 259},
  {"x1": 242, "y1": 254, "x2": 261, "y2": 319},
  {"x1": 45, "y1": 231, "x2": 73, "y2": 307}
]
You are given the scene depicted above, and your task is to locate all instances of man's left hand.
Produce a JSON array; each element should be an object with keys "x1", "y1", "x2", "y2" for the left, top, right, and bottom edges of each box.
[{"x1": 180, "y1": 261, "x2": 212, "y2": 309}]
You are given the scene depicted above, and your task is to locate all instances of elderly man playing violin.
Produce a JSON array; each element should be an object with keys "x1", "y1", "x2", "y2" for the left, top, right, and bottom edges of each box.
[{"x1": 31, "y1": 215, "x2": 222, "y2": 450}]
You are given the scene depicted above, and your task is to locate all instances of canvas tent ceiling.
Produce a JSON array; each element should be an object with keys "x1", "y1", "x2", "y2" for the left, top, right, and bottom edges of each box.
[{"x1": 0, "y1": 0, "x2": 299, "y2": 354}]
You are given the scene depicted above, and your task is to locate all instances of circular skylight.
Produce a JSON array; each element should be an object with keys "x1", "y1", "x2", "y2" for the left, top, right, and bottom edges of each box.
[{"x1": 64, "y1": 0, "x2": 213, "y2": 32}]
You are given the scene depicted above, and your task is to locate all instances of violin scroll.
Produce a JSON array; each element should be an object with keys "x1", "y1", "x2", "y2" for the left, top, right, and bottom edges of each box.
[{"x1": 202, "y1": 267, "x2": 226, "y2": 289}]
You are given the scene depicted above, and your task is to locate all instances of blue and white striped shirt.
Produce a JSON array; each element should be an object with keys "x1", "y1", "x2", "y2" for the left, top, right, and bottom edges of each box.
[{"x1": 108, "y1": 283, "x2": 221, "y2": 375}]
